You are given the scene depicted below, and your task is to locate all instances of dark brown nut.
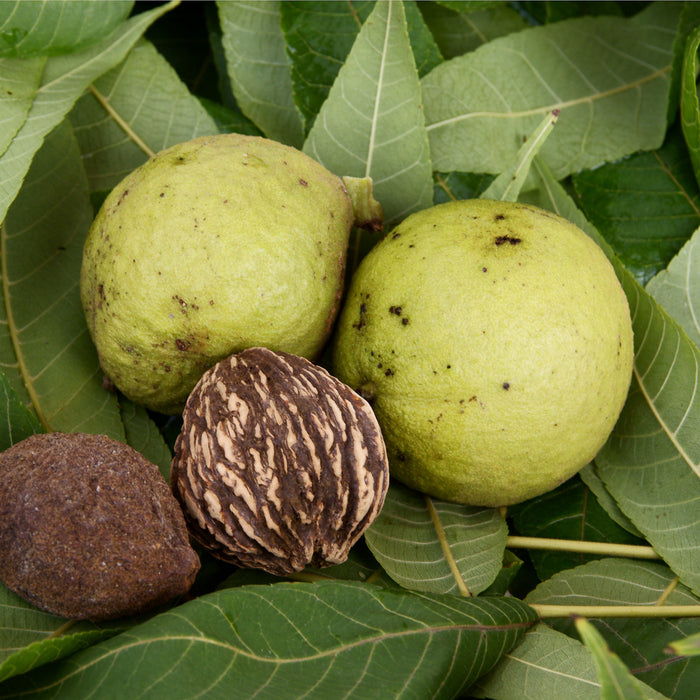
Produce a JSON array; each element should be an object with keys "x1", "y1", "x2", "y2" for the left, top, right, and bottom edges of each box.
[
  {"x1": 171, "y1": 347, "x2": 389, "y2": 575},
  {"x1": 0, "y1": 432, "x2": 200, "y2": 620}
]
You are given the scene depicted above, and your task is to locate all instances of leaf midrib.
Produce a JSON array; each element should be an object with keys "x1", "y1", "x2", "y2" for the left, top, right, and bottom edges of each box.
[
  {"x1": 21, "y1": 609, "x2": 533, "y2": 697},
  {"x1": 502, "y1": 652, "x2": 601, "y2": 687},
  {"x1": 0, "y1": 221, "x2": 50, "y2": 430},
  {"x1": 364, "y1": 0, "x2": 394, "y2": 179},
  {"x1": 632, "y1": 339, "x2": 700, "y2": 479},
  {"x1": 425, "y1": 495, "x2": 472, "y2": 597},
  {"x1": 88, "y1": 84, "x2": 155, "y2": 157},
  {"x1": 425, "y1": 66, "x2": 670, "y2": 132}
]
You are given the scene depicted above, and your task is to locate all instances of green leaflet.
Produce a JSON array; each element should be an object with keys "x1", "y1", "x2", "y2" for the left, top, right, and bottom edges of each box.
[
  {"x1": 196, "y1": 97, "x2": 262, "y2": 138},
  {"x1": 598, "y1": 282, "x2": 700, "y2": 589},
  {"x1": 365, "y1": 482, "x2": 508, "y2": 596},
  {"x1": 0, "y1": 119, "x2": 123, "y2": 437},
  {"x1": 433, "y1": 170, "x2": 495, "y2": 203},
  {"x1": 574, "y1": 618, "x2": 669, "y2": 700},
  {"x1": 473, "y1": 623, "x2": 604, "y2": 699},
  {"x1": 479, "y1": 617, "x2": 672, "y2": 700},
  {"x1": 221, "y1": 541, "x2": 397, "y2": 590},
  {"x1": 0, "y1": 0, "x2": 178, "y2": 228},
  {"x1": 667, "y1": 630, "x2": 700, "y2": 657},
  {"x1": 0, "y1": 1, "x2": 133, "y2": 57},
  {"x1": 578, "y1": 465, "x2": 644, "y2": 540},
  {"x1": 0, "y1": 585, "x2": 131, "y2": 684},
  {"x1": 0, "y1": 56, "x2": 44, "y2": 158},
  {"x1": 646, "y1": 224, "x2": 700, "y2": 349},
  {"x1": 69, "y1": 39, "x2": 219, "y2": 193},
  {"x1": 533, "y1": 158, "x2": 700, "y2": 599},
  {"x1": 281, "y1": 1, "x2": 442, "y2": 132},
  {"x1": 526, "y1": 558, "x2": 700, "y2": 699},
  {"x1": 303, "y1": 0, "x2": 433, "y2": 226},
  {"x1": 281, "y1": 0, "x2": 379, "y2": 131},
  {"x1": 671, "y1": 3, "x2": 700, "y2": 126},
  {"x1": 0, "y1": 372, "x2": 42, "y2": 451},
  {"x1": 681, "y1": 22, "x2": 700, "y2": 190},
  {"x1": 0, "y1": 582, "x2": 537, "y2": 699},
  {"x1": 119, "y1": 400, "x2": 173, "y2": 480},
  {"x1": 422, "y1": 3, "x2": 680, "y2": 180},
  {"x1": 481, "y1": 108, "x2": 559, "y2": 202},
  {"x1": 418, "y1": 2, "x2": 527, "y2": 59},
  {"x1": 572, "y1": 124, "x2": 700, "y2": 286},
  {"x1": 217, "y1": 0, "x2": 304, "y2": 148}
]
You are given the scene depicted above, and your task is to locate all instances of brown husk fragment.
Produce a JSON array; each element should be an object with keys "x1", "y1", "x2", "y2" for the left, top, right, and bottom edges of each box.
[
  {"x1": 171, "y1": 347, "x2": 389, "y2": 575},
  {"x1": 0, "y1": 432, "x2": 200, "y2": 620}
]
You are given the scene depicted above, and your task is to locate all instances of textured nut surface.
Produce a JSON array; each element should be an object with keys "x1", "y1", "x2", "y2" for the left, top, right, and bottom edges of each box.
[
  {"x1": 171, "y1": 347, "x2": 389, "y2": 575},
  {"x1": 0, "y1": 432, "x2": 200, "y2": 620}
]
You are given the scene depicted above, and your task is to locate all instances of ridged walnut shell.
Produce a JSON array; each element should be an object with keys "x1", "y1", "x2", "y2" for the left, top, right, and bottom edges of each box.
[
  {"x1": 171, "y1": 347, "x2": 389, "y2": 575},
  {"x1": 0, "y1": 432, "x2": 200, "y2": 620}
]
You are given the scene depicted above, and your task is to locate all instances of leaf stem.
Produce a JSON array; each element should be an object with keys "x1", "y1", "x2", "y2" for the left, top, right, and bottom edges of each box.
[
  {"x1": 49, "y1": 620, "x2": 78, "y2": 638},
  {"x1": 506, "y1": 535, "x2": 660, "y2": 560},
  {"x1": 657, "y1": 577, "x2": 680, "y2": 605},
  {"x1": 287, "y1": 571, "x2": 328, "y2": 583},
  {"x1": 426, "y1": 66, "x2": 671, "y2": 132},
  {"x1": 425, "y1": 495, "x2": 472, "y2": 597},
  {"x1": 434, "y1": 172, "x2": 457, "y2": 201},
  {"x1": 364, "y1": 568, "x2": 385, "y2": 586},
  {"x1": 532, "y1": 604, "x2": 700, "y2": 619},
  {"x1": 484, "y1": 108, "x2": 560, "y2": 203},
  {"x1": 88, "y1": 84, "x2": 155, "y2": 158},
  {"x1": 0, "y1": 222, "x2": 51, "y2": 431}
]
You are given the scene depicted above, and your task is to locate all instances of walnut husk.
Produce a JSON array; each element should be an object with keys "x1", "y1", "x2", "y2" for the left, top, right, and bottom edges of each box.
[
  {"x1": 171, "y1": 347, "x2": 389, "y2": 575},
  {"x1": 0, "y1": 432, "x2": 200, "y2": 620}
]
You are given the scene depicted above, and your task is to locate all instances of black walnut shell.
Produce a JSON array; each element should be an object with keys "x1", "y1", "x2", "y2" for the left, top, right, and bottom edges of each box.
[
  {"x1": 0, "y1": 432, "x2": 200, "y2": 620},
  {"x1": 171, "y1": 347, "x2": 389, "y2": 575}
]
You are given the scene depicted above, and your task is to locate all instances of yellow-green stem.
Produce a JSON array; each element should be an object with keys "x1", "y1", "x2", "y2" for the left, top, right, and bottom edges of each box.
[
  {"x1": 532, "y1": 604, "x2": 700, "y2": 619},
  {"x1": 287, "y1": 571, "x2": 327, "y2": 583},
  {"x1": 425, "y1": 496, "x2": 472, "y2": 597},
  {"x1": 49, "y1": 620, "x2": 77, "y2": 638},
  {"x1": 88, "y1": 84, "x2": 155, "y2": 158},
  {"x1": 657, "y1": 577, "x2": 680, "y2": 605},
  {"x1": 507, "y1": 535, "x2": 659, "y2": 560}
]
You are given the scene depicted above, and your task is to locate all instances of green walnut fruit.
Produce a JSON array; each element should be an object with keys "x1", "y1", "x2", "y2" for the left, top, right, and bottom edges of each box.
[
  {"x1": 332, "y1": 199, "x2": 634, "y2": 507},
  {"x1": 81, "y1": 134, "x2": 354, "y2": 414}
]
